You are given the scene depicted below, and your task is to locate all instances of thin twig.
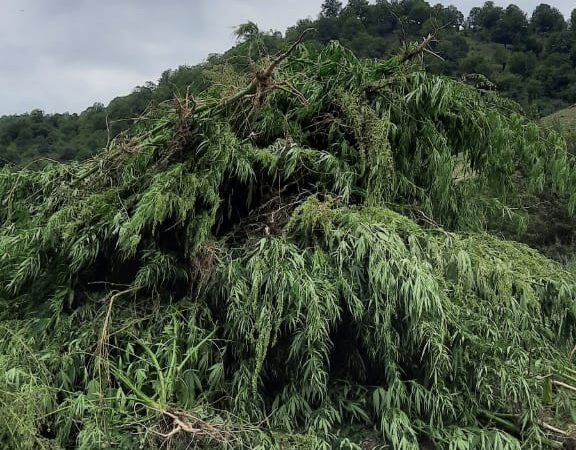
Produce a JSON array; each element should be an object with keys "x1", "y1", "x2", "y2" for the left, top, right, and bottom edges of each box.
[
  {"x1": 552, "y1": 379, "x2": 576, "y2": 394},
  {"x1": 540, "y1": 421, "x2": 569, "y2": 436}
]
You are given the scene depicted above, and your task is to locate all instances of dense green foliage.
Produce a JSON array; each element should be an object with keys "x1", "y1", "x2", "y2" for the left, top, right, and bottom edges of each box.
[
  {"x1": 1, "y1": 36, "x2": 576, "y2": 449},
  {"x1": 543, "y1": 105, "x2": 576, "y2": 155},
  {"x1": 1, "y1": 0, "x2": 576, "y2": 167},
  {"x1": 526, "y1": 106, "x2": 576, "y2": 264}
]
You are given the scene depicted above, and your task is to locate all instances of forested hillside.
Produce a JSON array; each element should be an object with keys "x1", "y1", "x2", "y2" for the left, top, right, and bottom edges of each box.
[{"x1": 1, "y1": 0, "x2": 575, "y2": 166}]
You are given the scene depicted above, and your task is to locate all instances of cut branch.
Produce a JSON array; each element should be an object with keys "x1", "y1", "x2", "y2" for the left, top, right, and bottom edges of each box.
[{"x1": 400, "y1": 34, "x2": 436, "y2": 63}]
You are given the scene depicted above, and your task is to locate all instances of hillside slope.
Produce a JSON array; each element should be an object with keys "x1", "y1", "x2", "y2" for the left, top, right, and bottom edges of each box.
[
  {"x1": 543, "y1": 105, "x2": 576, "y2": 129},
  {"x1": 543, "y1": 105, "x2": 576, "y2": 154}
]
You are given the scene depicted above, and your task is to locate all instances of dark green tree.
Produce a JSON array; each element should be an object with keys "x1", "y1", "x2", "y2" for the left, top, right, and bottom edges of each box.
[
  {"x1": 367, "y1": 1, "x2": 397, "y2": 36},
  {"x1": 394, "y1": 0, "x2": 432, "y2": 36},
  {"x1": 545, "y1": 30, "x2": 573, "y2": 54},
  {"x1": 434, "y1": 4, "x2": 465, "y2": 30},
  {"x1": 320, "y1": 0, "x2": 342, "y2": 17},
  {"x1": 531, "y1": 3, "x2": 566, "y2": 33},
  {"x1": 508, "y1": 52, "x2": 537, "y2": 77},
  {"x1": 461, "y1": 53, "x2": 493, "y2": 78},
  {"x1": 469, "y1": 1, "x2": 503, "y2": 30},
  {"x1": 344, "y1": 0, "x2": 370, "y2": 20},
  {"x1": 492, "y1": 4, "x2": 527, "y2": 47}
]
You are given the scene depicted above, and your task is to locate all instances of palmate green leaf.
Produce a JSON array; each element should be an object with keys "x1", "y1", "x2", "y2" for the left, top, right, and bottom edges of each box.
[{"x1": 0, "y1": 40, "x2": 575, "y2": 449}]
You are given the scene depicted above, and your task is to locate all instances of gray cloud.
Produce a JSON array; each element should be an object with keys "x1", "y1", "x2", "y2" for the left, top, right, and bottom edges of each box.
[
  {"x1": 0, "y1": 0, "x2": 323, "y2": 115},
  {"x1": 0, "y1": 0, "x2": 573, "y2": 115}
]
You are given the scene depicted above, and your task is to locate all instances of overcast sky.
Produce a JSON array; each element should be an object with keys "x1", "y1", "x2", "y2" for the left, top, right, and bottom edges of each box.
[{"x1": 0, "y1": 0, "x2": 573, "y2": 116}]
